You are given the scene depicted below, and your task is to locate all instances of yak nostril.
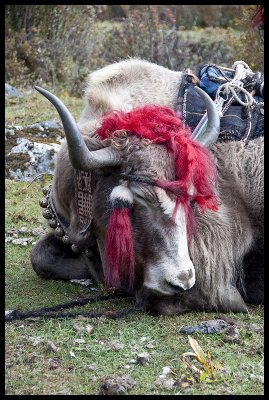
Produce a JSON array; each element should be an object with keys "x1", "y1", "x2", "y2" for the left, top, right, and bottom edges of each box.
[
  {"x1": 166, "y1": 281, "x2": 184, "y2": 292},
  {"x1": 177, "y1": 269, "x2": 194, "y2": 282}
]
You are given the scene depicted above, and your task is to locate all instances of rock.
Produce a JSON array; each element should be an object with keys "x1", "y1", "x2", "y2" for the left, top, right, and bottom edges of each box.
[
  {"x1": 222, "y1": 326, "x2": 241, "y2": 343},
  {"x1": 136, "y1": 352, "x2": 150, "y2": 365},
  {"x1": 47, "y1": 340, "x2": 59, "y2": 353},
  {"x1": 70, "y1": 279, "x2": 93, "y2": 287},
  {"x1": 5, "y1": 128, "x2": 15, "y2": 139},
  {"x1": 101, "y1": 375, "x2": 136, "y2": 395},
  {"x1": 245, "y1": 324, "x2": 264, "y2": 334},
  {"x1": 73, "y1": 338, "x2": 86, "y2": 345},
  {"x1": 32, "y1": 227, "x2": 45, "y2": 237},
  {"x1": 155, "y1": 375, "x2": 176, "y2": 389},
  {"x1": 72, "y1": 322, "x2": 84, "y2": 332},
  {"x1": 48, "y1": 357, "x2": 60, "y2": 370},
  {"x1": 107, "y1": 340, "x2": 124, "y2": 351},
  {"x1": 5, "y1": 83, "x2": 23, "y2": 98},
  {"x1": 11, "y1": 237, "x2": 33, "y2": 246},
  {"x1": 27, "y1": 120, "x2": 62, "y2": 131},
  {"x1": 173, "y1": 374, "x2": 194, "y2": 389},
  {"x1": 40, "y1": 120, "x2": 63, "y2": 130},
  {"x1": 162, "y1": 366, "x2": 172, "y2": 375},
  {"x1": 179, "y1": 319, "x2": 231, "y2": 334},
  {"x1": 7, "y1": 137, "x2": 60, "y2": 181},
  {"x1": 85, "y1": 324, "x2": 94, "y2": 334},
  {"x1": 18, "y1": 226, "x2": 31, "y2": 235},
  {"x1": 155, "y1": 366, "x2": 176, "y2": 389}
]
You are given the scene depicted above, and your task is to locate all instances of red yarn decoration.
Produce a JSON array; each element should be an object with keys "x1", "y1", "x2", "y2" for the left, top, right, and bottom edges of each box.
[
  {"x1": 105, "y1": 208, "x2": 135, "y2": 289},
  {"x1": 97, "y1": 104, "x2": 219, "y2": 289},
  {"x1": 97, "y1": 104, "x2": 219, "y2": 215}
]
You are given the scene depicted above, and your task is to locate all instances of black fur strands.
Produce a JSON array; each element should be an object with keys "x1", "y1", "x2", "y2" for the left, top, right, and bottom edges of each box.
[{"x1": 110, "y1": 198, "x2": 133, "y2": 209}]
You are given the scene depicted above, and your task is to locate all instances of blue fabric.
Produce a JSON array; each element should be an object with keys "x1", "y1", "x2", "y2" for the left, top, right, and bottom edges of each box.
[{"x1": 199, "y1": 64, "x2": 233, "y2": 98}]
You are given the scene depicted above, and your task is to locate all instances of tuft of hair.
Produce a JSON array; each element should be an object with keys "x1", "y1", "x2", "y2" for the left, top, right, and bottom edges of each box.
[{"x1": 105, "y1": 208, "x2": 135, "y2": 290}]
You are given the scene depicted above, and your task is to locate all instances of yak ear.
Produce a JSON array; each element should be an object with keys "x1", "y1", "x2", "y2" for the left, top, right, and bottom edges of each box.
[{"x1": 35, "y1": 86, "x2": 122, "y2": 170}]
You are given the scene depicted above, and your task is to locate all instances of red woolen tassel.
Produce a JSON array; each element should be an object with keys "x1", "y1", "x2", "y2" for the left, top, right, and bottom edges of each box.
[{"x1": 105, "y1": 208, "x2": 135, "y2": 290}]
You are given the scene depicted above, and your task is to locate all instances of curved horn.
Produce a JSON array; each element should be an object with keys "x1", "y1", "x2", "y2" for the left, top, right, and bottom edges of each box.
[
  {"x1": 194, "y1": 86, "x2": 220, "y2": 147},
  {"x1": 35, "y1": 86, "x2": 122, "y2": 170}
]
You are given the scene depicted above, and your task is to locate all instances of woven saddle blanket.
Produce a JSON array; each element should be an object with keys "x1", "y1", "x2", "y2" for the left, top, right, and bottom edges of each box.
[{"x1": 177, "y1": 64, "x2": 264, "y2": 142}]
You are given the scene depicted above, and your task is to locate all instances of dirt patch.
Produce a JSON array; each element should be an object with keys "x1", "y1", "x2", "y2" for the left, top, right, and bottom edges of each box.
[{"x1": 5, "y1": 152, "x2": 31, "y2": 179}]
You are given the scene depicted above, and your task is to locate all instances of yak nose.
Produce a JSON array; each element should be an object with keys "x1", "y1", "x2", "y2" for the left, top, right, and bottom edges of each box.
[{"x1": 166, "y1": 269, "x2": 195, "y2": 292}]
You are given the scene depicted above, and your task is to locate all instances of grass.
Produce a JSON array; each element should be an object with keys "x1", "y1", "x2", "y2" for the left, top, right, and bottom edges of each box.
[
  {"x1": 5, "y1": 92, "x2": 264, "y2": 395},
  {"x1": 5, "y1": 89, "x2": 84, "y2": 127},
  {"x1": 5, "y1": 181, "x2": 264, "y2": 396}
]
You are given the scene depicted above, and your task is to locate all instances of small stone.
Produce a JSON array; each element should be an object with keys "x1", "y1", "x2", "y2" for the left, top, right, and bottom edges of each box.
[
  {"x1": 72, "y1": 322, "x2": 84, "y2": 332},
  {"x1": 140, "y1": 336, "x2": 148, "y2": 343},
  {"x1": 69, "y1": 351, "x2": 76, "y2": 358},
  {"x1": 48, "y1": 357, "x2": 60, "y2": 370},
  {"x1": 249, "y1": 374, "x2": 264, "y2": 384},
  {"x1": 245, "y1": 324, "x2": 264, "y2": 334},
  {"x1": 223, "y1": 326, "x2": 241, "y2": 343},
  {"x1": 32, "y1": 227, "x2": 45, "y2": 236},
  {"x1": 85, "y1": 324, "x2": 94, "y2": 334},
  {"x1": 18, "y1": 226, "x2": 31, "y2": 234},
  {"x1": 87, "y1": 363, "x2": 98, "y2": 370},
  {"x1": 70, "y1": 279, "x2": 93, "y2": 287},
  {"x1": 162, "y1": 366, "x2": 172, "y2": 375},
  {"x1": 136, "y1": 352, "x2": 150, "y2": 365},
  {"x1": 73, "y1": 338, "x2": 86, "y2": 345},
  {"x1": 5, "y1": 310, "x2": 13, "y2": 316},
  {"x1": 101, "y1": 375, "x2": 136, "y2": 395},
  {"x1": 155, "y1": 375, "x2": 176, "y2": 389},
  {"x1": 107, "y1": 340, "x2": 124, "y2": 351},
  {"x1": 11, "y1": 237, "x2": 33, "y2": 246},
  {"x1": 47, "y1": 340, "x2": 59, "y2": 353}
]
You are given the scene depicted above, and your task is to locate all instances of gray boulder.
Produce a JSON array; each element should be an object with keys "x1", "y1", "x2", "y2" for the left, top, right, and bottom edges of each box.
[{"x1": 5, "y1": 84, "x2": 23, "y2": 98}]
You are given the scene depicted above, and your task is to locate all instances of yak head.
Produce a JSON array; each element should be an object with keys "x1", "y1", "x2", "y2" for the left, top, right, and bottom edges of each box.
[{"x1": 35, "y1": 86, "x2": 220, "y2": 301}]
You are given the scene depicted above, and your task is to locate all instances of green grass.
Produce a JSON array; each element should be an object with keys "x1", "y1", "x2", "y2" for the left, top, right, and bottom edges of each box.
[
  {"x1": 5, "y1": 92, "x2": 264, "y2": 395},
  {"x1": 5, "y1": 89, "x2": 84, "y2": 127},
  {"x1": 5, "y1": 179, "x2": 264, "y2": 395}
]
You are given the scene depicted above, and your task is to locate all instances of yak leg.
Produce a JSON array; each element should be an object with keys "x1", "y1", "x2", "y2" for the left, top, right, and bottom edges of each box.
[
  {"x1": 218, "y1": 286, "x2": 249, "y2": 312},
  {"x1": 31, "y1": 233, "x2": 103, "y2": 282}
]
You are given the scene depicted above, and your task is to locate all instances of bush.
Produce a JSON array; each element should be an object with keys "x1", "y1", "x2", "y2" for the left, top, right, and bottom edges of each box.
[{"x1": 5, "y1": 5, "x2": 263, "y2": 96}]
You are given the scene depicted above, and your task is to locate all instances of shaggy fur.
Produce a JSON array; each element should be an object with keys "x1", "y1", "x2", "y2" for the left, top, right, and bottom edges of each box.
[{"x1": 31, "y1": 58, "x2": 264, "y2": 315}]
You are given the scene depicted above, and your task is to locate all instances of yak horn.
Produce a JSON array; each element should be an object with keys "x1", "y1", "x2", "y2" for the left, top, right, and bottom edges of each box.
[
  {"x1": 35, "y1": 86, "x2": 122, "y2": 170},
  {"x1": 194, "y1": 86, "x2": 220, "y2": 147}
]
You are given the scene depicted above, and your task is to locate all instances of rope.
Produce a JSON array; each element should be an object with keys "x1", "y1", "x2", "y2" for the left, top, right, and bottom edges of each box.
[
  {"x1": 5, "y1": 292, "x2": 137, "y2": 322},
  {"x1": 26, "y1": 172, "x2": 54, "y2": 188}
]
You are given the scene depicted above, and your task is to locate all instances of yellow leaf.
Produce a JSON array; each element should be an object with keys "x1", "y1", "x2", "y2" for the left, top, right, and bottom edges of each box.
[{"x1": 188, "y1": 336, "x2": 207, "y2": 364}]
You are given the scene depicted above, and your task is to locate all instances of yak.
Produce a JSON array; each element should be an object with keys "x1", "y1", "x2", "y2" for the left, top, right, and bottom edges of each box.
[{"x1": 31, "y1": 58, "x2": 264, "y2": 315}]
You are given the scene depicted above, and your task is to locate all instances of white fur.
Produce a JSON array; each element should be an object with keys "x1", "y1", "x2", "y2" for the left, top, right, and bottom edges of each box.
[
  {"x1": 143, "y1": 187, "x2": 195, "y2": 295},
  {"x1": 110, "y1": 185, "x2": 133, "y2": 204}
]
